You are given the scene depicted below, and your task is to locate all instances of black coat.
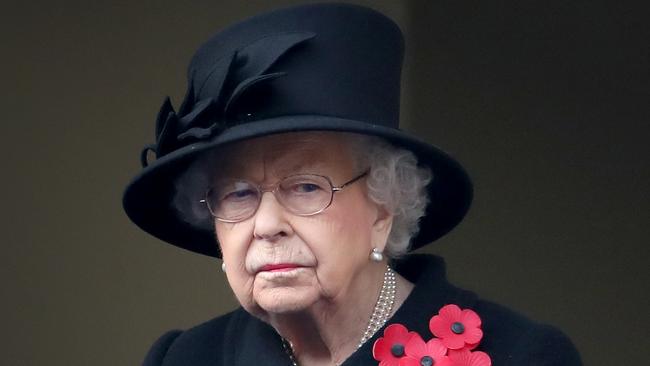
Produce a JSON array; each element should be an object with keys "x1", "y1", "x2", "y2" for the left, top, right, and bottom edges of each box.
[{"x1": 143, "y1": 255, "x2": 581, "y2": 365}]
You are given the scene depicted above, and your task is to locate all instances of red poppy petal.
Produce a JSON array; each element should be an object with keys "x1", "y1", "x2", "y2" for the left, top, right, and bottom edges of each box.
[
  {"x1": 463, "y1": 342, "x2": 480, "y2": 351},
  {"x1": 442, "y1": 333, "x2": 466, "y2": 350},
  {"x1": 373, "y1": 338, "x2": 390, "y2": 360},
  {"x1": 461, "y1": 309, "x2": 482, "y2": 328},
  {"x1": 380, "y1": 358, "x2": 401, "y2": 366},
  {"x1": 398, "y1": 356, "x2": 422, "y2": 366},
  {"x1": 429, "y1": 316, "x2": 452, "y2": 338},
  {"x1": 449, "y1": 349, "x2": 492, "y2": 366},
  {"x1": 433, "y1": 356, "x2": 453, "y2": 366},
  {"x1": 404, "y1": 333, "x2": 427, "y2": 357},
  {"x1": 385, "y1": 323, "x2": 409, "y2": 338},
  {"x1": 468, "y1": 351, "x2": 492, "y2": 366},
  {"x1": 424, "y1": 338, "x2": 448, "y2": 358},
  {"x1": 439, "y1": 304, "x2": 462, "y2": 321},
  {"x1": 463, "y1": 327, "x2": 483, "y2": 345},
  {"x1": 448, "y1": 349, "x2": 472, "y2": 364}
]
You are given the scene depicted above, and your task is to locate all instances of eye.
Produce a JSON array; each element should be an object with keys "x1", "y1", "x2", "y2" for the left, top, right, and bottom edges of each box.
[
  {"x1": 280, "y1": 175, "x2": 330, "y2": 197},
  {"x1": 294, "y1": 183, "x2": 322, "y2": 193},
  {"x1": 287, "y1": 179, "x2": 328, "y2": 194},
  {"x1": 218, "y1": 181, "x2": 258, "y2": 202},
  {"x1": 224, "y1": 189, "x2": 255, "y2": 200}
]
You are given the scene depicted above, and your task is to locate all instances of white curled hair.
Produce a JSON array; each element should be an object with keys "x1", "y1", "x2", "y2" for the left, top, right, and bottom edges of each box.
[
  {"x1": 172, "y1": 133, "x2": 432, "y2": 258},
  {"x1": 350, "y1": 135, "x2": 432, "y2": 257}
]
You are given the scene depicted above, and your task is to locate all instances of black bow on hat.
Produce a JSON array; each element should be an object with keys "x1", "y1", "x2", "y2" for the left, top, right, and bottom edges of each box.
[{"x1": 141, "y1": 31, "x2": 316, "y2": 166}]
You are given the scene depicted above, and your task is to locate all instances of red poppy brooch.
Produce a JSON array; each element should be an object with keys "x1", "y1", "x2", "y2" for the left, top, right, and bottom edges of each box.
[{"x1": 372, "y1": 304, "x2": 492, "y2": 366}]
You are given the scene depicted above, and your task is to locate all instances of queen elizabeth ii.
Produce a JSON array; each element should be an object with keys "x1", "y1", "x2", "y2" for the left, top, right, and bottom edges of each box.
[{"x1": 123, "y1": 4, "x2": 581, "y2": 366}]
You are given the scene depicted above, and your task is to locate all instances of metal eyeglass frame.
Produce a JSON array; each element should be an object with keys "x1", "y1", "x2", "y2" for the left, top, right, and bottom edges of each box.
[{"x1": 200, "y1": 170, "x2": 369, "y2": 223}]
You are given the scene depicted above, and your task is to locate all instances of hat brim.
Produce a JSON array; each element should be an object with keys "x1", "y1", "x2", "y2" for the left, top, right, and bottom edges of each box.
[{"x1": 123, "y1": 115, "x2": 472, "y2": 257}]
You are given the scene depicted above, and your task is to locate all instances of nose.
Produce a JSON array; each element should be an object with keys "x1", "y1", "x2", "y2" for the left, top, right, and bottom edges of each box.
[{"x1": 252, "y1": 191, "x2": 293, "y2": 242}]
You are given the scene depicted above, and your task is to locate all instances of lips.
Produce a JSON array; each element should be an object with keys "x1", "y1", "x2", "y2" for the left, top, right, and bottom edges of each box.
[{"x1": 259, "y1": 263, "x2": 301, "y2": 272}]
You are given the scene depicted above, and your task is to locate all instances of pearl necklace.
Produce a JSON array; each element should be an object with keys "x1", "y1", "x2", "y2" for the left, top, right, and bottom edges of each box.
[
  {"x1": 282, "y1": 265, "x2": 397, "y2": 365},
  {"x1": 358, "y1": 265, "x2": 397, "y2": 348}
]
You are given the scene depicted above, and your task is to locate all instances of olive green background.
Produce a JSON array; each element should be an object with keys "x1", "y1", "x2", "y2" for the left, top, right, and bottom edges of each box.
[{"x1": 2, "y1": 1, "x2": 648, "y2": 365}]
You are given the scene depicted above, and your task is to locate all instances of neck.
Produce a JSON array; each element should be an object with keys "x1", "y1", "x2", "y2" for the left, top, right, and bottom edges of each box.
[{"x1": 269, "y1": 263, "x2": 414, "y2": 366}]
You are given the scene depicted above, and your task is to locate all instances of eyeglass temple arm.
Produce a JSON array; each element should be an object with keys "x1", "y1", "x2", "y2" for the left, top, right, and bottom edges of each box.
[{"x1": 332, "y1": 170, "x2": 369, "y2": 191}]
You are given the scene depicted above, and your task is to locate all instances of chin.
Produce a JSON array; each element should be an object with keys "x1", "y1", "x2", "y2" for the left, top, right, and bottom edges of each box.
[{"x1": 254, "y1": 286, "x2": 320, "y2": 315}]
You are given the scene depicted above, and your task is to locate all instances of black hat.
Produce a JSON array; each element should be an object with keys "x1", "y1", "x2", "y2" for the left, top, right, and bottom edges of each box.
[{"x1": 123, "y1": 3, "x2": 472, "y2": 257}]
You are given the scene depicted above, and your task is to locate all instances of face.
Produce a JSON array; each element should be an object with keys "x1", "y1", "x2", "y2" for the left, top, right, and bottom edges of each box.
[{"x1": 213, "y1": 132, "x2": 392, "y2": 319}]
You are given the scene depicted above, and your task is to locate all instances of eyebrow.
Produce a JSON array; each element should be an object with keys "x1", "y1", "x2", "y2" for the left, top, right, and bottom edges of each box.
[{"x1": 271, "y1": 159, "x2": 328, "y2": 177}]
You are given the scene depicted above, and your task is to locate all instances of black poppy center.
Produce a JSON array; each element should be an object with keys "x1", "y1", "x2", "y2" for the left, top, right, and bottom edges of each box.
[
  {"x1": 391, "y1": 343, "x2": 405, "y2": 357},
  {"x1": 420, "y1": 355, "x2": 434, "y2": 366},
  {"x1": 451, "y1": 322, "x2": 465, "y2": 334}
]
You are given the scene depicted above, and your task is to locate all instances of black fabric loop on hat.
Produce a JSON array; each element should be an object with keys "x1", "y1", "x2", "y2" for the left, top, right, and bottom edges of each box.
[{"x1": 140, "y1": 144, "x2": 157, "y2": 168}]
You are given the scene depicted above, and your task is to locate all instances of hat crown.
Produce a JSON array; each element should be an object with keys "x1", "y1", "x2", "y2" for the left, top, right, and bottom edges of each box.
[
  {"x1": 149, "y1": 4, "x2": 405, "y2": 160},
  {"x1": 189, "y1": 3, "x2": 404, "y2": 124}
]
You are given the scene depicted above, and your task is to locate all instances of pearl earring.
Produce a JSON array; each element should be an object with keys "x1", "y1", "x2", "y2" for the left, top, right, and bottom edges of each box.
[
  {"x1": 370, "y1": 247, "x2": 384, "y2": 262},
  {"x1": 221, "y1": 262, "x2": 226, "y2": 272}
]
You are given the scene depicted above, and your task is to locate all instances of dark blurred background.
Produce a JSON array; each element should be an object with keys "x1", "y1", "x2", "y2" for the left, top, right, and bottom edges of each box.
[{"x1": 1, "y1": 0, "x2": 648, "y2": 364}]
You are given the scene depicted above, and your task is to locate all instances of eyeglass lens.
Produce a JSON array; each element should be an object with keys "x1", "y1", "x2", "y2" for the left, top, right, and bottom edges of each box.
[{"x1": 206, "y1": 174, "x2": 334, "y2": 221}]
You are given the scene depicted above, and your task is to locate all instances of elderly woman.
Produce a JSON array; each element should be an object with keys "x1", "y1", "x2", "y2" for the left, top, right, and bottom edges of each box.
[{"x1": 123, "y1": 4, "x2": 581, "y2": 366}]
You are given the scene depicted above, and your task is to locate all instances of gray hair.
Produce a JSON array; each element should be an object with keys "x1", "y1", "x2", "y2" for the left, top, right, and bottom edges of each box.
[{"x1": 172, "y1": 133, "x2": 432, "y2": 258}]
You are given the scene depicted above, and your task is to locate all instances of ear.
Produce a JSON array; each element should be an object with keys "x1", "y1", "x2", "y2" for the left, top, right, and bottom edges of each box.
[{"x1": 370, "y1": 204, "x2": 393, "y2": 253}]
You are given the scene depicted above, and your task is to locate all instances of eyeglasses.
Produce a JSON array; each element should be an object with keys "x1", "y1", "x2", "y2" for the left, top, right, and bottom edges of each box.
[{"x1": 201, "y1": 171, "x2": 368, "y2": 223}]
